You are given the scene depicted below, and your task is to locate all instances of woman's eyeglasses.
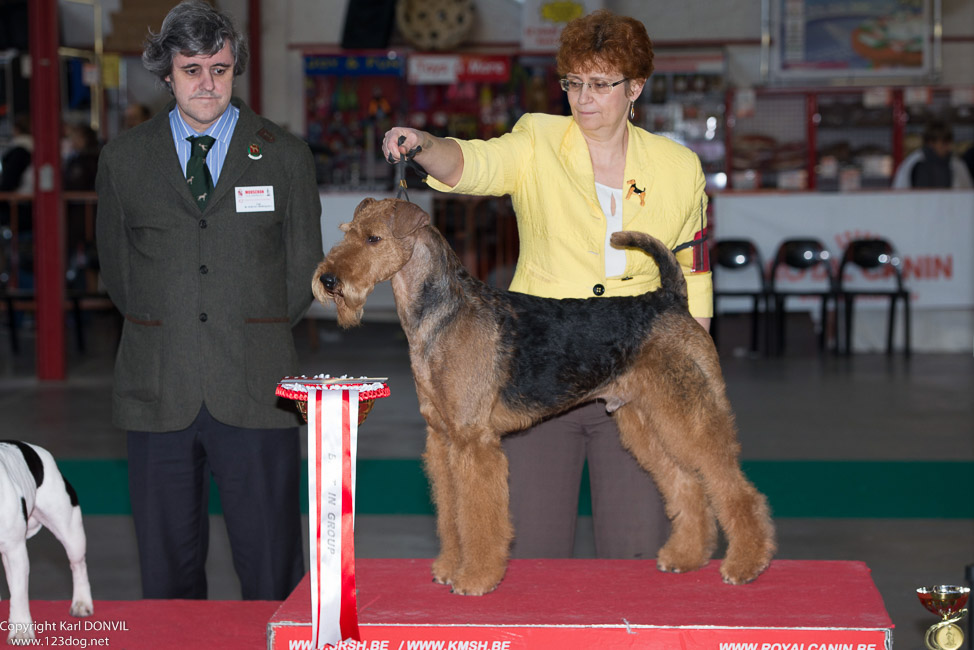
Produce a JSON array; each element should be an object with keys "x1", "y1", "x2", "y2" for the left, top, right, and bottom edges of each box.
[{"x1": 559, "y1": 78, "x2": 627, "y2": 95}]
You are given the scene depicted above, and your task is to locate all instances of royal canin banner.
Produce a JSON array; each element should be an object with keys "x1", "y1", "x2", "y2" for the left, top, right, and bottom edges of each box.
[{"x1": 713, "y1": 191, "x2": 974, "y2": 310}]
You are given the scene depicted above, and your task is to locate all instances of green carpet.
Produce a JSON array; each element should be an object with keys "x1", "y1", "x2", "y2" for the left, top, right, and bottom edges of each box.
[{"x1": 61, "y1": 459, "x2": 974, "y2": 518}]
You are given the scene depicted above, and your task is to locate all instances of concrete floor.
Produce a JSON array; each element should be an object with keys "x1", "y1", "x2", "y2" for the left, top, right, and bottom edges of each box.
[{"x1": 1, "y1": 311, "x2": 972, "y2": 649}]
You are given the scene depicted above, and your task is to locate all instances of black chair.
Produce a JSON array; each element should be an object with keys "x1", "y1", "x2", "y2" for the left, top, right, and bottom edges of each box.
[
  {"x1": 768, "y1": 238, "x2": 837, "y2": 355},
  {"x1": 836, "y1": 238, "x2": 911, "y2": 356},
  {"x1": 710, "y1": 238, "x2": 768, "y2": 354}
]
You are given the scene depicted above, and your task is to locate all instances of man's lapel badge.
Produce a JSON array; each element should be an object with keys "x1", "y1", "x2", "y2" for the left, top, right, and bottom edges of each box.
[{"x1": 248, "y1": 143, "x2": 262, "y2": 160}]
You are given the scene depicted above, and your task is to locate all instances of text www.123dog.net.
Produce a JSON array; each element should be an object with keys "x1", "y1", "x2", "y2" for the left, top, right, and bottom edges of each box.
[{"x1": 2, "y1": 619, "x2": 129, "y2": 647}]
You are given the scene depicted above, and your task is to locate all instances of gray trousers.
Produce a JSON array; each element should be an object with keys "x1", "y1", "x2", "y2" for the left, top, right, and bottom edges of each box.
[{"x1": 503, "y1": 401, "x2": 669, "y2": 558}]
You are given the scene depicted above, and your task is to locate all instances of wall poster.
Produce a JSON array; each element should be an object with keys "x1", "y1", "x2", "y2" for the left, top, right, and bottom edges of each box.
[{"x1": 768, "y1": 0, "x2": 940, "y2": 81}]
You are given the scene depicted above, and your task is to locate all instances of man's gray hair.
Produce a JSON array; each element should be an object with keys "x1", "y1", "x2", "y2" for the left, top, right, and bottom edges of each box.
[{"x1": 143, "y1": 0, "x2": 248, "y2": 90}]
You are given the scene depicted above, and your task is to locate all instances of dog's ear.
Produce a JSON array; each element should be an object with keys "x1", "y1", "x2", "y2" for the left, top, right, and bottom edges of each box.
[
  {"x1": 345, "y1": 197, "x2": 379, "y2": 233},
  {"x1": 353, "y1": 197, "x2": 376, "y2": 219},
  {"x1": 390, "y1": 200, "x2": 430, "y2": 238}
]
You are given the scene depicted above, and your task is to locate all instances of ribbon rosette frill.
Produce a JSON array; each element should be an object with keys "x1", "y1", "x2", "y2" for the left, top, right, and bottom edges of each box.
[{"x1": 276, "y1": 376, "x2": 389, "y2": 648}]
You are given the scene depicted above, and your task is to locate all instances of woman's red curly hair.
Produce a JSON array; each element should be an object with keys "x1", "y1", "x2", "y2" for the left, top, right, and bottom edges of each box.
[{"x1": 556, "y1": 9, "x2": 654, "y2": 81}]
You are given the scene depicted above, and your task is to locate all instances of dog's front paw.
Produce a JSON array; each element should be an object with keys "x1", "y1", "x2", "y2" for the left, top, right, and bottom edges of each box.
[
  {"x1": 7, "y1": 625, "x2": 36, "y2": 644},
  {"x1": 431, "y1": 555, "x2": 458, "y2": 586},
  {"x1": 70, "y1": 599, "x2": 94, "y2": 618},
  {"x1": 449, "y1": 578, "x2": 500, "y2": 596},
  {"x1": 719, "y1": 553, "x2": 772, "y2": 585},
  {"x1": 448, "y1": 565, "x2": 506, "y2": 596},
  {"x1": 656, "y1": 545, "x2": 711, "y2": 575}
]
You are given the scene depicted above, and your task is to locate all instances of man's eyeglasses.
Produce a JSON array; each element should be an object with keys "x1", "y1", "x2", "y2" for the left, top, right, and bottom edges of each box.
[{"x1": 559, "y1": 78, "x2": 628, "y2": 95}]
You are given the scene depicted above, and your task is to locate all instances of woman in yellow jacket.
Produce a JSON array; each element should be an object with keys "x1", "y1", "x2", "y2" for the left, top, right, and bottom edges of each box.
[{"x1": 383, "y1": 10, "x2": 712, "y2": 560}]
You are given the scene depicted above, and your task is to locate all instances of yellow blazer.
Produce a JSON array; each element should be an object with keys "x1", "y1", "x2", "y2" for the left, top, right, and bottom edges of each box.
[{"x1": 426, "y1": 113, "x2": 712, "y2": 317}]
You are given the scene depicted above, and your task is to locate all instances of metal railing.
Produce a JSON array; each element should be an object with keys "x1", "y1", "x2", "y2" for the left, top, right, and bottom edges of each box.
[{"x1": 2, "y1": 191, "x2": 523, "y2": 358}]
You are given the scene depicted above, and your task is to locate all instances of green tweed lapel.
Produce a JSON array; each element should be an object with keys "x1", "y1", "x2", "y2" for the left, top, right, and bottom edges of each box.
[
  {"x1": 205, "y1": 98, "x2": 268, "y2": 210},
  {"x1": 146, "y1": 102, "x2": 202, "y2": 212}
]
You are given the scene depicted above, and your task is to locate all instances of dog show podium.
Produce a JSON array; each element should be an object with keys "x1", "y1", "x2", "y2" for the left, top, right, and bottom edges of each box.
[{"x1": 267, "y1": 558, "x2": 894, "y2": 649}]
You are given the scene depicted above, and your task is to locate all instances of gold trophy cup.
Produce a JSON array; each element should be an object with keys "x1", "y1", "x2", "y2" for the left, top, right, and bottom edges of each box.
[{"x1": 917, "y1": 585, "x2": 970, "y2": 650}]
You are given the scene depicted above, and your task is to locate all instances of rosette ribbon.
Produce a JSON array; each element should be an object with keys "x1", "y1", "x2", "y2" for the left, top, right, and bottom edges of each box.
[{"x1": 307, "y1": 387, "x2": 360, "y2": 648}]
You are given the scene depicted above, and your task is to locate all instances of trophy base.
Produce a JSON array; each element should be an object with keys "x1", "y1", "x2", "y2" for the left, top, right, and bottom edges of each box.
[
  {"x1": 926, "y1": 622, "x2": 964, "y2": 650},
  {"x1": 924, "y1": 623, "x2": 964, "y2": 650}
]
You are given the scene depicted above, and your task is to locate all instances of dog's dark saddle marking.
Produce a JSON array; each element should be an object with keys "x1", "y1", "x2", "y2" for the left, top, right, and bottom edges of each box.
[
  {"x1": 0, "y1": 441, "x2": 44, "y2": 488},
  {"x1": 501, "y1": 291, "x2": 679, "y2": 410},
  {"x1": 406, "y1": 226, "x2": 690, "y2": 413}
]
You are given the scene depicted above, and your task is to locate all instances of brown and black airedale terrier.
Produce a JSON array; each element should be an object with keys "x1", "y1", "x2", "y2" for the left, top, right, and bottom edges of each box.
[{"x1": 313, "y1": 197, "x2": 775, "y2": 596}]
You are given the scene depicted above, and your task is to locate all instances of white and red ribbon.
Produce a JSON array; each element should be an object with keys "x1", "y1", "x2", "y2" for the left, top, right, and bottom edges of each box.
[{"x1": 307, "y1": 387, "x2": 360, "y2": 648}]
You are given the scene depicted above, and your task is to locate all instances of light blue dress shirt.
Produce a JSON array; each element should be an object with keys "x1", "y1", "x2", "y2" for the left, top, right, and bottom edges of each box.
[{"x1": 169, "y1": 104, "x2": 239, "y2": 186}]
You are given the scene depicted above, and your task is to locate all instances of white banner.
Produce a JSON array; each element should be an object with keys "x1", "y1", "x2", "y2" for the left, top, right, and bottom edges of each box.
[
  {"x1": 713, "y1": 191, "x2": 974, "y2": 310},
  {"x1": 406, "y1": 55, "x2": 461, "y2": 84}
]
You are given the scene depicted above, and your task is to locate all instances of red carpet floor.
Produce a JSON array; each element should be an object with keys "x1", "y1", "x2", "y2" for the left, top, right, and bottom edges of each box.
[{"x1": 0, "y1": 598, "x2": 279, "y2": 649}]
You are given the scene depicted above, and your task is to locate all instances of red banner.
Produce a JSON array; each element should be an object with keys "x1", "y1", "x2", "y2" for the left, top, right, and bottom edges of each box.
[{"x1": 407, "y1": 55, "x2": 510, "y2": 84}]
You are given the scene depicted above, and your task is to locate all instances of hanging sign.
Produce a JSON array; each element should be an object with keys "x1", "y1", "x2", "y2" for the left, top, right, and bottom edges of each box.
[
  {"x1": 407, "y1": 55, "x2": 511, "y2": 84},
  {"x1": 304, "y1": 55, "x2": 403, "y2": 77},
  {"x1": 521, "y1": 0, "x2": 603, "y2": 51}
]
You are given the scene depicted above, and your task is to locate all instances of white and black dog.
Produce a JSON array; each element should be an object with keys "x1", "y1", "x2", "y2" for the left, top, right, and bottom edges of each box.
[{"x1": 0, "y1": 441, "x2": 92, "y2": 643}]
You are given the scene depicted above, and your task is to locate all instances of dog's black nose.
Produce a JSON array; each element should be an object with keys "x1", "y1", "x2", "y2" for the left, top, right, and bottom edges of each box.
[{"x1": 320, "y1": 273, "x2": 338, "y2": 291}]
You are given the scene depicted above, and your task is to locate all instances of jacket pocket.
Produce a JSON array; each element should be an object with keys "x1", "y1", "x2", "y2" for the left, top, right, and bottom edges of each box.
[
  {"x1": 113, "y1": 315, "x2": 162, "y2": 404},
  {"x1": 243, "y1": 318, "x2": 296, "y2": 404}
]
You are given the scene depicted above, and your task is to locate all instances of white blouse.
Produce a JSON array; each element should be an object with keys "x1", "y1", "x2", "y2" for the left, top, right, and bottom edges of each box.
[{"x1": 595, "y1": 181, "x2": 627, "y2": 278}]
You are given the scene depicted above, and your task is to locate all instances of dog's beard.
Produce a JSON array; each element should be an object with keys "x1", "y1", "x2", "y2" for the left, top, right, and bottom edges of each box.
[{"x1": 333, "y1": 285, "x2": 370, "y2": 328}]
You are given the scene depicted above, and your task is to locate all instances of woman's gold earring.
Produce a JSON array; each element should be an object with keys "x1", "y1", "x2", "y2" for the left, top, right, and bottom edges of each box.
[{"x1": 629, "y1": 101, "x2": 635, "y2": 121}]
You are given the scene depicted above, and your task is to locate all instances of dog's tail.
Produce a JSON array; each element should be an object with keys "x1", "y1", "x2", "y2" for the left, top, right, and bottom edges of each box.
[{"x1": 610, "y1": 231, "x2": 688, "y2": 300}]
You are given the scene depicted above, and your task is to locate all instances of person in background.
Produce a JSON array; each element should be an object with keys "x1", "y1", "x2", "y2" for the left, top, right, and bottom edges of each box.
[
  {"x1": 0, "y1": 114, "x2": 32, "y2": 193},
  {"x1": 892, "y1": 120, "x2": 973, "y2": 189},
  {"x1": 61, "y1": 122, "x2": 101, "y2": 295},
  {"x1": 961, "y1": 142, "x2": 974, "y2": 184},
  {"x1": 383, "y1": 10, "x2": 711, "y2": 560},
  {"x1": 96, "y1": 0, "x2": 322, "y2": 600},
  {"x1": 62, "y1": 123, "x2": 101, "y2": 191},
  {"x1": 1, "y1": 114, "x2": 34, "y2": 289},
  {"x1": 123, "y1": 103, "x2": 152, "y2": 130}
]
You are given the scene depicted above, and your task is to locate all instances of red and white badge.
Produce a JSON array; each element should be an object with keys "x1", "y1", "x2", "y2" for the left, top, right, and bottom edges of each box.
[{"x1": 234, "y1": 185, "x2": 274, "y2": 212}]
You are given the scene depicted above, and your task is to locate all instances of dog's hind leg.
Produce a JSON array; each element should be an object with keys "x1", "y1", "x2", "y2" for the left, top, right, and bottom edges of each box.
[
  {"x1": 0, "y1": 538, "x2": 34, "y2": 641},
  {"x1": 615, "y1": 404, "x2": 718, "y2": 574},
  {"x1": 701, "y1": 461, "x2": 774, "y2": 584},
  {"x1": 33, "y1": 496, "x2": 93, "y2": 617},
  {"x1": 676, "y1": 427, "x2": 775, "y2": 584},
  {"x1": 629, "y1": 380, "x2": 775, "y2": 584},
  {"x1": 51, "y1": 508, "x2": 93, "y2": 617},
  {"x1": 446, "y1": 433, "x2": 512, "y2": 596}
]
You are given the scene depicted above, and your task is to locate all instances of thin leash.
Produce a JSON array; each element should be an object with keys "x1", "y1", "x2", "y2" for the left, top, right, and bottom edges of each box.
[
  {"x1": 389, "y1": 135, "x2": 426, "y2": 203},
  {"x1": 671, "y1": 196, "x2": 709, "y2": 271}
]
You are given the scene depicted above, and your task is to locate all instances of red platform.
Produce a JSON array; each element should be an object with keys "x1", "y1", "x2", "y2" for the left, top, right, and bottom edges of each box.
[{"x1": 269, "y1": 559, "x2": 894, "y2": 649}]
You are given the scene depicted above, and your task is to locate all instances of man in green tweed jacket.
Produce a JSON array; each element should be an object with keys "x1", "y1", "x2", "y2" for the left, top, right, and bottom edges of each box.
[{"x1": 95, "y1": 0, "x2": 322, "y2": 600}]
